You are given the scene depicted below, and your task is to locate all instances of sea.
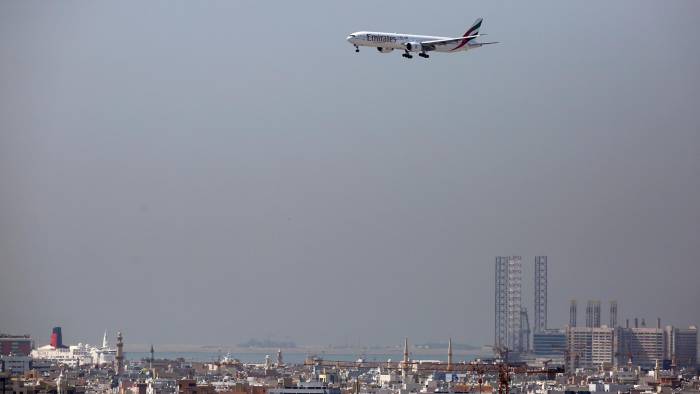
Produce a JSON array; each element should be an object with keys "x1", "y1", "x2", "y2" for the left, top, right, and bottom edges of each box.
[{"x1": 125, "y1": 351, "x2": 483, "y2": 364}]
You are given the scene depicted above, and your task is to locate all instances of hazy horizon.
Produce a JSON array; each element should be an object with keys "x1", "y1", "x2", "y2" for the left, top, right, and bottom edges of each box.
[{"x1": 2, "y1": 1, "x2": 699, "y2": 349}]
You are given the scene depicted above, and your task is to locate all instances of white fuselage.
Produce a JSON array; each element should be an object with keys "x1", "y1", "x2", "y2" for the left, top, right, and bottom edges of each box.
[{"x1": 347, "y1": 32, "x2": 474, "y2": 53}]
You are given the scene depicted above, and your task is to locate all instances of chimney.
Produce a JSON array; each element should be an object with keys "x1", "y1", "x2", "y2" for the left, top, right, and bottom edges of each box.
[
  {"x1": 657, "y1": 318, "x2": 661, "y2": 329},
  {"x1": 626, "y1": 319, "x2": 630, "y2": 329},
  {"x1": 634, "y1": 318, "x2": 639, "y2": 328},
  {"x1": 50, "y1": 327, "x2": 65, "y2": 349},
  {"x1": 641, "y1": 318, "x2": 646, "y2": 327}
]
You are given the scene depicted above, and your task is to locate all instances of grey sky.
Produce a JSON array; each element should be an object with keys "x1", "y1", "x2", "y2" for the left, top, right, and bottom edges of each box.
[{"x1": 1, "y1": 1, "x2": 699, "y2": 349}]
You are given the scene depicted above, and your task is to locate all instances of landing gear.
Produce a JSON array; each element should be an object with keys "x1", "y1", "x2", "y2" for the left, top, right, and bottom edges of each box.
[
  {"x1": 402, "y1": 50, "x2": 413, "y2": 59},
  {"x1": 354, "y1": 45, "x2": 359, "y2": 53},
  {"x1": 418, "y1": 52, "x2": 429, "y2": 58}
]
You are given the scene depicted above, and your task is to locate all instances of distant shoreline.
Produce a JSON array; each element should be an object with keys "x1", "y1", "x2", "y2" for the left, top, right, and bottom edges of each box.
[{"x1": 124, "y1": 344, "x2": 488, "y2": 356}]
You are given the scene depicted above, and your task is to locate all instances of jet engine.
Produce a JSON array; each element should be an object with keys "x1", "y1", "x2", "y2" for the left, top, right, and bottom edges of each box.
[
  {"x1": 404, "y1": 42, "x2": 423, "y2": 52},
  {"x1": 376, "y1": 47, "x2": 394, "y2": 53}
]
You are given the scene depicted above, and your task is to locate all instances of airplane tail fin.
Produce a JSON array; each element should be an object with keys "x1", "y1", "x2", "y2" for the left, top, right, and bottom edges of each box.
[{"x1": 462, "y1": 18, "x2": 483, "y2": 42}]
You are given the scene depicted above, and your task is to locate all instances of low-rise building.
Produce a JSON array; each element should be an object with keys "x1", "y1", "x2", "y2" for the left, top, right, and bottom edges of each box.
[
  {"x1": 0, "y1": 334, "x2": 32, "y2": 356},
  {"x1": 0, "y1": 354, "x2": 32, "y2": 375}
]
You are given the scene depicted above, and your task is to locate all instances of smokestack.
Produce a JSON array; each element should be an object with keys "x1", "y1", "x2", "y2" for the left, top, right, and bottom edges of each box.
[
  {"x1": 50, "y1": 327, "x2": 66, "y2": 349},
  {"x1": 626, "y1": 319, "x2": 629, "y2": 328},
  {"x1": 570, "y1": 300, "x2": 577, "y2": 327},
  {"x1": 634, "y1": 318, "x2": 639, "y2": 328},
  {"x1": 641, "y1": 318, "x2": 646, "y2": 327},
  {"x1": 657, "y1": 318, "x2": 661, "y2": 329}
]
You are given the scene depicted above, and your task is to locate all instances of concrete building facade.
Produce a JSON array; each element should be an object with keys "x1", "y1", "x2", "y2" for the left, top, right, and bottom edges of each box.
[{"x1": 566, "y1": 326, "x2": 614, "y2": 370}]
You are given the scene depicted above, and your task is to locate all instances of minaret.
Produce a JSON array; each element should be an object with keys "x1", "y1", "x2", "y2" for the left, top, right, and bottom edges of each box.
[
  {"x1": 403, "y1": 337, "x2": 409, "y2": 364},
  {"x1": 103, "y1": 331, "x2": 108, "y2": 349},
  {"x1": 402, "y1": 337, "x2": 409, "y2": 377},
  {"x1": 654, "y1": 359, "x2": 660, "y2": 382},
  {"x1": 116, "y1": 331, "x2": 124, "y2": 374},
  {"x1": 150, "y1": 344, "x2": 154, "y2": 371},
  {"x1": 56, "y1": 369, "x2": 64, "y2": 394},
  {"x1": 447, "y1": 338, "x2": 453, "y2": 372}
]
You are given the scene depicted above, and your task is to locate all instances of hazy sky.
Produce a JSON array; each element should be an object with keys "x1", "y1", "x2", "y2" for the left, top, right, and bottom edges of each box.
[{"x1": 1, "y1": 1, "x2": 699, "y2": 350}]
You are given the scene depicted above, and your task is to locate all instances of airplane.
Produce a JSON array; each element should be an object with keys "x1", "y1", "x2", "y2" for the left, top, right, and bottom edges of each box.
[{"x1": 346, "y1": 18, "x2": 497, "y2": 59}]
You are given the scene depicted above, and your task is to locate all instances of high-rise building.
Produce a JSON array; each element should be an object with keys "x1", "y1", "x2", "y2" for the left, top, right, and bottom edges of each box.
[
  {"x1": 534, "y1": 256, "x2": 547, "y2": 333},
  {"x1": 494, "y1": 256, "x2": 522, "y2": 353},
  {"x1": 585, "y1": 300, "x2": 601, "y2": 328},
  {"x1": 570, "y1": 300, "x2": 577, "y2": 327}
]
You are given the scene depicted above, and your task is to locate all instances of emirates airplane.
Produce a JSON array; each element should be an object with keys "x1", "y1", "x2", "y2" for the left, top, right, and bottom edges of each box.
[{"x1": 346, "y1": 18, "x2": 497, "y2": 59}]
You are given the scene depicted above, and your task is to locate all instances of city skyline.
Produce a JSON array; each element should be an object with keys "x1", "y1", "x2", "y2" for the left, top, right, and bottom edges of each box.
[{"x1": 2, "y1": 1, "x2": 700, "y2": 348}]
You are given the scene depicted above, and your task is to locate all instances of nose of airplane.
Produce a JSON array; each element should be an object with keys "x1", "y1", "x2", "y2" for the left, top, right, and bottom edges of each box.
[{"x1": 346, "y1": 35, "x2": 355, "y2": 42}]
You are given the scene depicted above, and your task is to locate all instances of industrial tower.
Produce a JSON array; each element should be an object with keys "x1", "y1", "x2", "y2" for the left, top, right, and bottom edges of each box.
[
  {"x1": 585, "y1": 300, "x2": 601, "y2": 328},
  {"x1": 494, "y1": 256, "x2": 522, "y2": 353},
  {"x1": 534, "y1": 256, "x2": 548, "y2": 333},
  {"x1": 609, "y1": 301, "x2": 618, "y2": 328}
]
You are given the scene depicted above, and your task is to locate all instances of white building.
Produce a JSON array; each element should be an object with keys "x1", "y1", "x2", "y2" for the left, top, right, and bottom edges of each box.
[
  {"x1": 0, "y1": 354, "x2": 32, "y2": 375},
  {"x1": 268, "y1": 382, "x2": 341, "y2": 394},
  {"x1": 566, "y1": 326, "x2": 614, "y2": 369}
]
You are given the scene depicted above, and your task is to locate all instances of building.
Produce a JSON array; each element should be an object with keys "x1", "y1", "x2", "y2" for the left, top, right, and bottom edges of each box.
[
  {"x1": 0, "y1": 334, "x2": 32, "y2": 356},
  {"x1": 667, "y1": 325, "x2": 697, "y2": 368},
  {"x1": 0, "y1": 354, "x2": 31, "y2": 375},
  {"x1": 495, "y1": 256, "x2": 522, "y2": 354},
  {"x1": 534, "y1": 256, "x2": 548, "y2": 334},
  {"x1": 268, "y1": 382, "x2": 341, "y2": 394},
  {"x1": 616, "y1": 327, "x2": 665, "y2": 369},
  {"x1": 178, "y1": 379, "x2": 216, "y2": 394},
  {"x1": 566, "y1": 326, "x2": 614, "y2": 370},
  {"x1": 533, "y1": 330, "x2": 566, "y2": 358}
]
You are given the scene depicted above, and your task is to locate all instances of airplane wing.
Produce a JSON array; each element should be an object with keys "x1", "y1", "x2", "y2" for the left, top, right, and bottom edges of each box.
[
  {"x1": 420, "y1": 35, "x2": 498, "y2": 51},
  {"x1": 420, "y1": 35, "x2": 480, "y2": 47},
  {"x1": 421, "y1": 34, "x2": 479, "y2": 51},
  {"x1": 467, "y1": 41, "x2": 500, "y2": 47}
]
